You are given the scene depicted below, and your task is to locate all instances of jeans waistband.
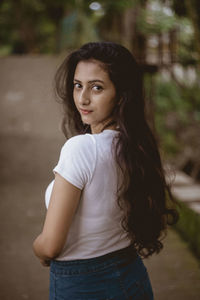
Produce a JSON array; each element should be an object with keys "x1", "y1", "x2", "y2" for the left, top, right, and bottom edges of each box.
[{"x1": 51, "y1": 244, "x2": 137, "y2": 268}]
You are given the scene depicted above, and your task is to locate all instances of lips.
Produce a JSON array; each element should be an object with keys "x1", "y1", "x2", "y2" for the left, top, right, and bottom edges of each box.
[{"x1": 80, "y1": 109, "x2": 93, "y2": 115}]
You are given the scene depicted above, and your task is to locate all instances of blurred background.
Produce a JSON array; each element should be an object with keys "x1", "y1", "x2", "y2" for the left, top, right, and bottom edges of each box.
[
  {"x1": 0, "y1": 0, "x2": 200, "y2": 299},
  {"x1": 1, "y1": 0, "x2": 200, "y2": 173}
]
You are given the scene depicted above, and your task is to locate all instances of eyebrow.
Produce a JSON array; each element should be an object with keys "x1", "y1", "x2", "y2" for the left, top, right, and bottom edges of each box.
[{"x1": 74, "y1": 79, "x2": 104, "y2": 84}]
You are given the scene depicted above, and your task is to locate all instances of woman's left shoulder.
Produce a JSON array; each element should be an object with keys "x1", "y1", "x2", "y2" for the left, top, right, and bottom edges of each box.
[{"x1": 62, "y1": 133, "x2": 96, "y2": 155}]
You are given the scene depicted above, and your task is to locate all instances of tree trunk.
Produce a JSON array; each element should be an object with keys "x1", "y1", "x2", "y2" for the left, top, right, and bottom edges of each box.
[
  {"x1": 98, "y1": 9, "x2": 124, "y2": 44},
  {"x1": 169, "y1": 28, "x2": 178, "y2": 64},
  {"x1": 122, "y1": 6, "x2": 147, "y2": 64},
  {"x1": 158, "y1": 33, "x2": 163, "y2": 67}
]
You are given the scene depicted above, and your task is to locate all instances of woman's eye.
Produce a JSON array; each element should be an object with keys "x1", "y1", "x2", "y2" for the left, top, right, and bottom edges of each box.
[
  {"x1": 92, "y1": 85, "x2": 103, "y2": 91},
  {"x1": 74, "y1": 83, "x2": 82, "y2": 89}
]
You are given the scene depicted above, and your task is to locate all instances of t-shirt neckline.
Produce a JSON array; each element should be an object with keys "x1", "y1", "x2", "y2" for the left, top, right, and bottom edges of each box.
[{"x1": 102, "y1": 129, "x2": 119, "y2": 134}]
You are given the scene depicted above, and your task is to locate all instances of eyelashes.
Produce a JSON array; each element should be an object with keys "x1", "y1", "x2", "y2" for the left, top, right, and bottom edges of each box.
[
  {"x1": 73, "y1": 83, "x2": 103, "y2": 92},
  {"x1": 73, "y1": 83, "x2": 82, "y2": 89},
  {"x1": 92, "y1": 85, "x2": 103, "y2": 91}
]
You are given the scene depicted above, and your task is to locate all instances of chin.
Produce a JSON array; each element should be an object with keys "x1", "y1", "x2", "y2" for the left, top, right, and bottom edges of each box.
[
  {"x1": 81, "y1": 117, "x2": 92, "y2": 125},
  {"x1": 81, "y1": 118, "x2": 90, "y2": 125}
]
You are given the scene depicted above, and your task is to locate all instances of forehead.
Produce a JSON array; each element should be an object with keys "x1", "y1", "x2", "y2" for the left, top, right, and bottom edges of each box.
[{"x1": 74, "y1": 59, "x2": 109, "y2": 80}]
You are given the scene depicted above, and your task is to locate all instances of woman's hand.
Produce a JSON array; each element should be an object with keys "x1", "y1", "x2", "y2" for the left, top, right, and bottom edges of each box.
[{"x1": 39, "y1": 259, "x2": 51, "y2": 267}]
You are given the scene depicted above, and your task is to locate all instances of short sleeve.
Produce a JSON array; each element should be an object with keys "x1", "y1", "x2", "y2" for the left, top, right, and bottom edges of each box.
[{"x1": 53, "y1": 134, "x2": 96, "y2": 189}]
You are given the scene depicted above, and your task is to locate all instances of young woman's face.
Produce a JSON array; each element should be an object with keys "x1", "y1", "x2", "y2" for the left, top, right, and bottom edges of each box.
[{"x1": 73, "y1": 59, "x2": 117, "y2": 134}]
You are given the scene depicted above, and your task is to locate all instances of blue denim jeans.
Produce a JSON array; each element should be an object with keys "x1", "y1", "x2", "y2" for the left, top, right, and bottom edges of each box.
[{"x1": 49, "y1": 245, "x2": 154, "y2": 300}]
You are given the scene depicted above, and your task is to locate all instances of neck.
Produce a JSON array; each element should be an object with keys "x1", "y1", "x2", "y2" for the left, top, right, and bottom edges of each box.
[{"x1": 91, "y1": 120, "x2": 117, "y2": 134}]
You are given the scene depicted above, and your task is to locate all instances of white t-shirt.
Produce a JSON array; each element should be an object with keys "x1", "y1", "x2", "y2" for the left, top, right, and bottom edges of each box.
[{"x1": 45, "y1": 129, "x2": 131, "y2": 260}]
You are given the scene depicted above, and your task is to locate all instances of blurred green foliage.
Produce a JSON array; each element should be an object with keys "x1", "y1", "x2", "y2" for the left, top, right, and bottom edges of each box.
[
  {"x1": 154, "y1": 78, "x2": 187, "y2": 156},
  {"x1": 0, "y1": 0, "x2": 199, "y2": 59},
  {"x1": 174, "y1": 200, "x2": 200, "y2": 259},
  {"x1": 0, "y1": 0, "x2": 132, "y2": 54},
  {"x1": 138, "y1": 7, "x2": 177, "y2": 35},
  {"x1": 0, "y1": 0, "x2": 63, "y2": 54},
  {"x1": 154, "y1": 76, "x2": 200, "y2": 157},
  {"x1": 177, "y1": 18, "x2": 197, "y2": 66}
]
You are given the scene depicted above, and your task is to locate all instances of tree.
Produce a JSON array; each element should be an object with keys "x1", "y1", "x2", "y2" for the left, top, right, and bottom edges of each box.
[{"x1": 0, "y1": 0, "x2": 101, "y2": 54}]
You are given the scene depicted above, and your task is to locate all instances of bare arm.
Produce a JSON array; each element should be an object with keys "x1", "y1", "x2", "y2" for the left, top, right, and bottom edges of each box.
[{"x1": 33, "y1": 173, "x2": 81, "y2": 264}]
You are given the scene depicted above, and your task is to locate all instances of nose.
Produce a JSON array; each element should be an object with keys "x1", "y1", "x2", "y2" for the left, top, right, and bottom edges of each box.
[{"x1": 79, "y1": 88, "x2": 90, "y2": 106}]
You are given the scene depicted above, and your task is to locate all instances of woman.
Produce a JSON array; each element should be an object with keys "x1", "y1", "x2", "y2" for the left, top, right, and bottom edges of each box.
[{"x1": 33, "y1": 42, "x2": 178, "y2": 299}]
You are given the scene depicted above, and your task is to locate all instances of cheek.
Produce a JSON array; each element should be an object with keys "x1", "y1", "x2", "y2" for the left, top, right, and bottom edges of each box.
[
  {"x1": 97, "y1": 101, "x2": 116, "y2": 118},
  {"x1": 99, "y1": 91, "x2": 116, "y2": 108},
  {"x1": 105, "y1": 96, "x2": 117, "y2": 112}
]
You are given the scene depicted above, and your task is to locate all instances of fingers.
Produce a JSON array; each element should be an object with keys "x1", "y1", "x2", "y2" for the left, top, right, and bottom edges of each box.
[{"x1": 40, "y1": 259, "x2": 51, "y2": 267}]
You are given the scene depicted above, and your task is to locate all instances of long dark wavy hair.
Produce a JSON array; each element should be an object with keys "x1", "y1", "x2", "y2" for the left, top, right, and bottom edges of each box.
[{"x1": 54, "y1": 41, "x2": 178, "y2": 258}]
